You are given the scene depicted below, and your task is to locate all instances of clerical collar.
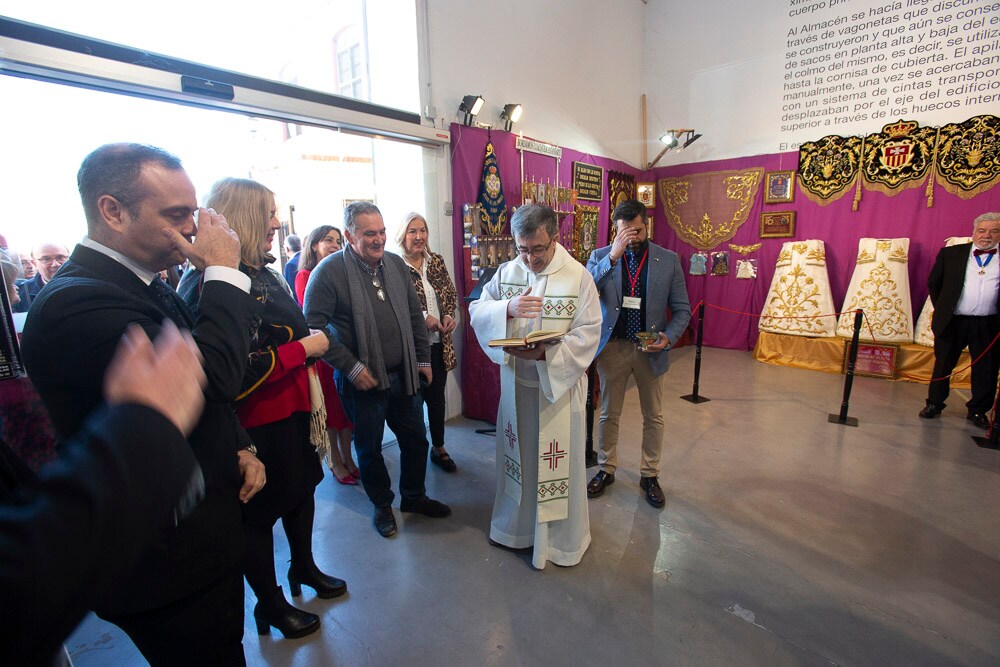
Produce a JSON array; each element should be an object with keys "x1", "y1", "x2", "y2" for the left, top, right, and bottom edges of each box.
[{"x1": 346, "y1": 244, "x2": 383, "y2": 276}]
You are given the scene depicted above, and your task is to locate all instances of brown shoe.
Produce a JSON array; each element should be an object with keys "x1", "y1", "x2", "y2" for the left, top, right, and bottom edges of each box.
[
  {"x1": 587, "y1": 470, "x2": 615, "y2": 498},
  {"x1": 639, "y1": 476, "x2": 665, "y2": 508}
]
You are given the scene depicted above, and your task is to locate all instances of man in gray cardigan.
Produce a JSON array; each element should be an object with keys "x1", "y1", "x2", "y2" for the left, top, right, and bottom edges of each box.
[{"x1": 304, "y1": 202, "x2": 450, "y2": 537}]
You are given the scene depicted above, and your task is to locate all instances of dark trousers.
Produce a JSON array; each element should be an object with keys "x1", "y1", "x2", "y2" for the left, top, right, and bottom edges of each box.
[
  {"x1": 339, "y1": 370, "x2": 429, "y2": 507},
  {"x1": 928, "y1": 315, "x2": 1000, "y2": 412},
  {"x1": 423, "y1": 343, "x2": 448, "y2": 449},
  {"x1": 244, "y1": 495, "x2": 317, "y2": 604},
  {"x1": 101, "y1": 570, "x2": 245, "y2": 666}
]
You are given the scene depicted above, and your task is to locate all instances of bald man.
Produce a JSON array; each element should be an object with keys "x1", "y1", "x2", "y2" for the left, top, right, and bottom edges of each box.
[{"x1": 13, "y1": 243, "x2": 69, "y2": 313}]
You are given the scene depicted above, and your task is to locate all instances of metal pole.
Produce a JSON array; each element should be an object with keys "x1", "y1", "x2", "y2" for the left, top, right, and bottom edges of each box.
[
  {"x1": 828, "y1": 309, "x2": 861, "y2": 427},
  {"x1": 681, "y1": 302, "x2": 710, "y2": 404}
]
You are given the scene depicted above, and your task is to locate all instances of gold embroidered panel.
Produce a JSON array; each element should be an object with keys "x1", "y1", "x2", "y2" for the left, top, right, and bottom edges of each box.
[
  {"x1": 759, "y1": 240, "x2": 836, "y2": 337},
  {"x1": 797, "y1": 135, "x2": 863, "y2": 205},
  {"x1": 861, "y1": 120, "x2": 937, "y2": 196},
  {"x1": 658, "y1": 168, "x2": 763, "y2": 251},
  {"x1": 607, "y1": 171, "x2": 635, "y2": 244},
  {"x1": 936, "y1": 114, "x2": 1000, "y2": 199},
  {"x1": 572, "y1": 204, "x2": 600, "y2": 264}
]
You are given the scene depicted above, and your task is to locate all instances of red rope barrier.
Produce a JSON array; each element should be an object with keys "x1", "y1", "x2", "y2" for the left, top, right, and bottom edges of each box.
[{"x1": 693, "y1": 300, "x2": 1000, "y2": 384}]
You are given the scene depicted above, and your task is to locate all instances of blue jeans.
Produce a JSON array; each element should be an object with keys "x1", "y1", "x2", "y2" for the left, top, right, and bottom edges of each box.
[{"x1": 338, "y1": 369, "x2": 429, "y2": 507}]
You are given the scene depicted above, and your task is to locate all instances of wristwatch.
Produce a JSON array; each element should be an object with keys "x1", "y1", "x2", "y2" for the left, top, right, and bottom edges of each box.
[{"x1": 242, "y1": 443, "x2": 258, "y2": 457}]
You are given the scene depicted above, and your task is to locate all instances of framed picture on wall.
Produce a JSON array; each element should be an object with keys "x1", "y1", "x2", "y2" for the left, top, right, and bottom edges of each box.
[
  {"x1": 760, "y1": 211, "x2": 795, "y2": 238},
  {"x1": 646, "y1": 215, "x2": 655, "y2": 241},
  {"x1": 764, "y1": 171, "x2": 795, "y2": 203},
  {"x1": 636, "y1": 182, "x2": 656, "y2": 208}
]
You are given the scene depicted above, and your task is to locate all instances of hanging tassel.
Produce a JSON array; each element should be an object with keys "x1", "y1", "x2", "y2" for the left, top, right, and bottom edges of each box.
[
  {"x1": 307, "y1": 365, "x2": 332, "y2": 466},
  {"x1": 925, "y1": 127, "x2": 939, "y2": 208},
  {"x1": 852, "y1": 136, "x2": 865, "y2": 212}
]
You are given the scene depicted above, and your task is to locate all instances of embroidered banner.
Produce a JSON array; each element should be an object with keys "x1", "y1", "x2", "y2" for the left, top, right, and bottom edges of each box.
[
  {"x1": 607, "y1": 170, "x2": 635, "y2": 243},
  {"x1": 572, "y1": 204, "x2": 600, "y2": 264},
  {"x1": 935, "y1": 114, "x2": 1000, "y2": 200},
  {"x1": 798, "y1": 134, "x2": 864, "y2": 206},
  {"x1": 658, "y1": 168, "x2": 763, "y2": 251},
  {"x1": 476, "y1": 142, "x2": 508, "y2": 236},
  {"x1": 861, "y1": 119, "x2": 937, "y2": 197}
]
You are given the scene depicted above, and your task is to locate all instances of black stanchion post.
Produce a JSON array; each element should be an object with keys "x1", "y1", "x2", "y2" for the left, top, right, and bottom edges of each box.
[
  {"x1": 681, "y1": 302, "x2": 710, "y2": 404},
  {"x1": 585, "y1": 361, "x2": 598, "y2": 467},
  {"x1": 828, "y1": 309, "x2": 861, "y2": 427},
  {"x1": 972, "y1": 376, "x2": 1000, "y2": 449}
]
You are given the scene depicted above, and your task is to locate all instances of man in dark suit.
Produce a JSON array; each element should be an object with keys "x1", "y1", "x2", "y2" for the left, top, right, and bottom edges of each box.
[
  {"x1": 585, "y1": 199, "x2": 691, "y2": 508},
  {"x1": 282, "y1": 233, "x2": 301, "y2": 295},
  {"x1": 21, "y1": 143, "x2": 265, "y2": 665},
  {"x1": 12, "y1": 242, "x2": 69, "y2": 312},
  {"x1": 920, "y1": 212, "x2": 1000, "y2": 429},
  {"x1": 1, "y1": 323, "x2": 207, "y2": 666}
]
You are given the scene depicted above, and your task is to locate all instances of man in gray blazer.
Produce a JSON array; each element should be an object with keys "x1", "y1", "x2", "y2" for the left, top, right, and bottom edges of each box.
[{"x1": 585, "y1": 199, "x2": 691, "y2": 508}]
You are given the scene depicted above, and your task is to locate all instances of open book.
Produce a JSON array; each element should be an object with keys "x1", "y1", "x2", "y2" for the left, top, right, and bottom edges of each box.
[{"x1": 488, "y1": 330, "x2": 564, "y2": 348}]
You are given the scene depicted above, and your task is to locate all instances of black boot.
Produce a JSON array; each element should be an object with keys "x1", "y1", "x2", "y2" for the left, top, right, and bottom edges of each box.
[
  {"x1": 253, "y1": 586, "x2": 320, "y2": 639},
  {"x1": 288, "y1": 561, "x2": 347, "y2": 599}
]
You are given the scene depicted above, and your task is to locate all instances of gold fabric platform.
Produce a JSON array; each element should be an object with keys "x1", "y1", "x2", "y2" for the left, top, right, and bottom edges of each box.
[{"x1": 752, "y1": 331, "x2": 971, "y2": 387}]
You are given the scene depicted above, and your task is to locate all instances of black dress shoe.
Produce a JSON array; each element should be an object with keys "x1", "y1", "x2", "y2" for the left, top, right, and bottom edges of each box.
[
  {"x1": 640, "y1": 476, "x2": 666, "y2": 509},
  {"x1": 586, "y1": 470, "x2": 615, "y2": 498},
  {"x1": 430, "y1": 447, "x2": 458, "y2": 473},
  {"x1": 288, "y1": 562, "x2": 347, "y2": 599},
  {"x1": 919, "y1": 403, "x2": 944, "y2": 419},
  {"x1": 400, "y1": 496, "x2": 452, "y2": 518},
  {"x1": 967, "y1": 412, "x2": 991, "y2": 430},
  {"x1": 373, "y1": 504, "x2": 397, "y2": 537},
  {"x1": 253, "y1": 587, "x2": 320, "y2": 638}
]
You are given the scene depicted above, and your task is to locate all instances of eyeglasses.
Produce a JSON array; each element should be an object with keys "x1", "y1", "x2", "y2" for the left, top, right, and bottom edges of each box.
[
  {"x1": 516, "y1": 239, "x2": 553, "y2": 258},
  {"x1": 36, "y1": 255, "x2": 69, "y2": 265}
]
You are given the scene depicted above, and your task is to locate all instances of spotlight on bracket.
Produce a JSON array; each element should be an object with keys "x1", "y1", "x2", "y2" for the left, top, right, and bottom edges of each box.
[
  {"x1": 647, "y1": 129, "x2": 701, "y2": 168},
  {"x1": 499, "y1": 103, "x2": 523, "y2": 132},
  {"x1": 459, "y1": 95, "x2": 485, "y2": 126}
]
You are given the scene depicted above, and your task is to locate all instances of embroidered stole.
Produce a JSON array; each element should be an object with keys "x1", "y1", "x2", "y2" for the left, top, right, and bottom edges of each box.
[{"x1": 497, "y1": 260, "x2": 580, "y2": 523}]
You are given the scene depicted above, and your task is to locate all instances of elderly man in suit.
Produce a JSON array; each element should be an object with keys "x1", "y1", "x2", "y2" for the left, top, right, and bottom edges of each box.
[
  {"x1": 920, "y1": 211, "x2": 1000, "y2": 430},
  {"x1": 12, "y1": 242, "x2": 69, "y2": 312},
  {"x1": 585, "y1": 199, "x2": 691, "y2": 508},
  {"x1": 21, "y1": 143, "x2": 265, "y2": 665}
]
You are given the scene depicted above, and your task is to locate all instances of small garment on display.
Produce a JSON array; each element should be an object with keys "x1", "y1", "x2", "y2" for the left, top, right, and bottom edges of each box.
[
  {"x1": 689, "y1": 252, "x2": 708, "y2": 275},
  {"x1": 736, "y1": 259, "x2": 757, "y2": 279},
  {"x1": 710, "y1": 251, "x2": 729, "y2": 276}
]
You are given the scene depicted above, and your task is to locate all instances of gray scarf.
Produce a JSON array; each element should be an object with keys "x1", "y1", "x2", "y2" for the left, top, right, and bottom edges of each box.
[{"x1": 344, "y1": 246, "x2": 420, "y2": 394}]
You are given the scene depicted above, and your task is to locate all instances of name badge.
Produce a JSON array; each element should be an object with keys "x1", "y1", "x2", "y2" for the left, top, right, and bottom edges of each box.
[{"x1": 622, "y1": 296, "x2": 641, "y2": 309}]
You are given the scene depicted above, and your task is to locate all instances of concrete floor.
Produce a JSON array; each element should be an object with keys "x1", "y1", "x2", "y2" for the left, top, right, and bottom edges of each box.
[{"x1": 67, "y1": 347, "x2": 1000, "y2": 665}]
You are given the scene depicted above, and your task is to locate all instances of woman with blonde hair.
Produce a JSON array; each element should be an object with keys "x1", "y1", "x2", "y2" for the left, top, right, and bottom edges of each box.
[
  {"x1": 397, "y1": 212, "x2": 459, "y2": 472},
  {"x1": 179, "y1": 178, "x2": 346, "y2": 640},
  {"x1": 296, "y1": 225, "x2": 359, "y2": 484}
]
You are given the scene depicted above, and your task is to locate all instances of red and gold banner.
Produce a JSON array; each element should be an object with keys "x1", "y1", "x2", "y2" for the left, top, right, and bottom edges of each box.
[
  {"x1": 658, "y1": 168, "x2": 763, "y2": 251},
  {"x1": 861, "y1": 119, "x2": 936, "y2": 197}
]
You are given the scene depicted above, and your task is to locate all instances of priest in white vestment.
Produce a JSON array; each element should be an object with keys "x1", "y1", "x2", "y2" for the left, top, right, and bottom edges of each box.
[{"x1": 469, "y1": 204, "x2": 601, "y2": 569}]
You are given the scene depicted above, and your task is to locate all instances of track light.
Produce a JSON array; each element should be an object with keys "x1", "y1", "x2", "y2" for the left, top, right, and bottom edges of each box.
[
  {"x1": 500, "y1": 103, "x2": 522, "y2": 132},
  {"x1": 647, "y1": 129, "x2": 702, "y2": 169},
  {"x1": 459, "y1": 95, "x2": 485, "y2": 126},
  {"x1": 658, "y1": 132, "x2": 678, "y2": 148}
]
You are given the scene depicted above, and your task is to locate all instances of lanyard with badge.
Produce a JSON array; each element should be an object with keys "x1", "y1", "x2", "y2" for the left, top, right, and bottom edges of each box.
[{"x1": 622, "y1": 248, "x2": 648, "y2": 310}]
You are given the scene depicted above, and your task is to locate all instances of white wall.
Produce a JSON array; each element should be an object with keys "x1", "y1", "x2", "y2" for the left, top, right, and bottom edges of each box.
[
  {"x1": 423, "y1": 0, "x2": 647, "y2": 165},
  {"x1": 643, "y1": 0, "x2": 1000, "y2": 165}
]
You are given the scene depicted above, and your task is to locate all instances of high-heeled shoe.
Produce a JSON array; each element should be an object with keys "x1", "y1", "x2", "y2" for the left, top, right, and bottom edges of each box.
[
  {"x1": 288, "y1": 562, "x2": 348, "y2": 599},
  {"x1": 330, "y1": 467, "x2": 357, "y2": 485},
  {"x1": 347, "y1": 463, "x2": 361, "y2": 479},
  {"x1": 253, "y1": 586, "x2": 320, "y2": 638}
]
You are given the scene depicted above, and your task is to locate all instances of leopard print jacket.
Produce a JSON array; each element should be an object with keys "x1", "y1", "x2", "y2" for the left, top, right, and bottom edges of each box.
[{"x1": 405, "y1": 252, "x2": 457, "y2": 371}]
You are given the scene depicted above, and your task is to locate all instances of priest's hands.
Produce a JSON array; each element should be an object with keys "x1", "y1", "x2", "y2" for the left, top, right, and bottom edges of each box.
[{"x1": 506, "y1": 287, "x2": 543, "y2": 319}]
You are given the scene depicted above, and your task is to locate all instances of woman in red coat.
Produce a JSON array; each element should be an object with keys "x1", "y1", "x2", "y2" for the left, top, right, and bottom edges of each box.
[
  {"x1": 296, "y1": 225, "x2": 359, "y2": 484},
  {"x1": 180, "y1": 179, "x2": 346, "y2": 640}
]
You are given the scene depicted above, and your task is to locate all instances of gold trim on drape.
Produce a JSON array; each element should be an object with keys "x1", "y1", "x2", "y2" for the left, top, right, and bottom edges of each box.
[{"x1": 658, "y1": 168, "x2": 763, "y2": 251}]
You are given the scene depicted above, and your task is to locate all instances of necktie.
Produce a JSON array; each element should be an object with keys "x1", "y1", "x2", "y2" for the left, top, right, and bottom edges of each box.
[
  {"x1": 625, "y1": 251, "x2": 642, "y2": 341},
  {"x1": 973, "y1": 248, "x2": 997, "y2": 257},
  {"x1": 148, "y1": 277, "x2": 193, "y2": 328}
]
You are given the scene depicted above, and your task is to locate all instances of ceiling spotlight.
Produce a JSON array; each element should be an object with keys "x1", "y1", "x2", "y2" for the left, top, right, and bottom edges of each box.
[
  {"x1": 459, "y1": 95, "x2": 485, "y2": 125},
  {"x1": 500, "y1": 103, "x2": 522, "y2": 132},
  {"x1": 659, "y1": 131, "x2": 678, "y2": 148},
  {"x1": 647, "y1": 129, "x2": 702, "y2": 169}
]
